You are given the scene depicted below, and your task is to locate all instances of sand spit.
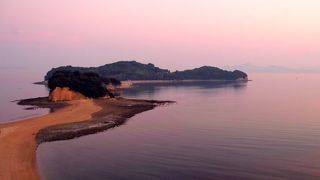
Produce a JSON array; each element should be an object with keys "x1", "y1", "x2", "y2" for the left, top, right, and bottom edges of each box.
[
  {"x1": 0, "y1": 97, "x2": 173, "y2": 180},
  {"x1": 36, "y1": 98, "x2": 173, "y2": 144}
]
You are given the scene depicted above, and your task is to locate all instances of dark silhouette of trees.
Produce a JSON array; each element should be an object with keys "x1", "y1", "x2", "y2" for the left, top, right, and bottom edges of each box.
[
  {"x1": 48, "y1": 71, "x2": 110, "y2": 98},
  {"x1": 101, "y1": 77, "x2": 121, "y2": 86}
]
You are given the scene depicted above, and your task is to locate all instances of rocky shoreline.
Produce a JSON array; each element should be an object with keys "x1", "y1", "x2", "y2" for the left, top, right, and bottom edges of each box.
[{"x1": 17, "y1": 97, "x2": 68, "y2": 112}]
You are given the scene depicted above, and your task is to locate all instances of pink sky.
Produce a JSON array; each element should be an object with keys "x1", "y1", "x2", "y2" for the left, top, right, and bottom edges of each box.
[{"x1": 1, "y1": 0, "x2": 320, "y2": 71}]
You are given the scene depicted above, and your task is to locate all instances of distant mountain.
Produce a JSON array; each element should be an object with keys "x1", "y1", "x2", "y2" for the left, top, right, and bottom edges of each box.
[
  {"x1": 45, "y1": 61, "x2": 248, "y2": 81},
  {"x1": 224, "y1": 64, "x2": 320, "y2": 73}
]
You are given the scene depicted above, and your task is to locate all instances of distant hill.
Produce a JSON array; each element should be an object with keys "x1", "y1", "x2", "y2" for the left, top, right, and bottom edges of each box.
[{"x1": 45, "y1": 61, "x2": 248, "y2": 81}]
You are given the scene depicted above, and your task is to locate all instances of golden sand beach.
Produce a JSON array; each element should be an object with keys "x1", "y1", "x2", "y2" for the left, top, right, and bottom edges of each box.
[{"x1": 0, "y1": 100, "x2": 101, "y2": 180}]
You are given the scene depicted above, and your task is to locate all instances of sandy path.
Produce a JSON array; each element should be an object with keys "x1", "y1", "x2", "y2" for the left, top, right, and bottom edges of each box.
[{"x1": 0, "y1": 100, "x2": 102, "y2": 180}]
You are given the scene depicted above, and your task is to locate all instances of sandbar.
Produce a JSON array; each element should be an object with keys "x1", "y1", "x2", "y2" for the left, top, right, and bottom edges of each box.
[{"x1": 0, "y1": 97, "x2": 172, "y2": 180}]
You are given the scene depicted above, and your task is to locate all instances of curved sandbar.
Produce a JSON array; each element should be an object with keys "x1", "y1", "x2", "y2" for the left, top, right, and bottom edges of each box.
[{"x1": 0, "y1": 97, "x2": 173, "y2": 180}]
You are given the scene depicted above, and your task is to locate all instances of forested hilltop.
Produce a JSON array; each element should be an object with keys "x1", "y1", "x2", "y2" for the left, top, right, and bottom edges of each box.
[{"x1": 45, "y1": 61, "x2": 248, "y2": 81}]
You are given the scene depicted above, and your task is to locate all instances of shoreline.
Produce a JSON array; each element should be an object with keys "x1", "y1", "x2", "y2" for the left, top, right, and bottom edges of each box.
[
  {"x1": 36, "y1": 97, "x2": 173, "y2": 144},
  {"x1": 129, "y1": 79, "x2": 250, "y2": 84},
  {"x1": 0, "y1": 97, "x2": 173, "y2": 180},
  {"x1": 33, "y1": 79, "x2": 251, "y2": 89},
  {"x1": 0, "y1": 98, "x2": 69, "y2": 125}
]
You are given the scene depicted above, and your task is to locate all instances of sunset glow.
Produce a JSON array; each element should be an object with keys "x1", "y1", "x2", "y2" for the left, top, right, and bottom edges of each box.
[
  {"x1": 2, "y1": 2, "x2": 320, "y2": 179},
  {"x1": 1, "y1": 0, "x2": 320, "y2": 70}
]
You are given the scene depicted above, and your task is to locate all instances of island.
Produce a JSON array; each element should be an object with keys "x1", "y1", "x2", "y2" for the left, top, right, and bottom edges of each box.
[{"x1": 45, "y1": 61, "x2": 248, "y2": 81}]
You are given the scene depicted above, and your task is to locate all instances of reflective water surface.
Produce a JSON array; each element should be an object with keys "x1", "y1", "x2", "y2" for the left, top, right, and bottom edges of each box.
[
  {"x1": 37, "y1": 73, "x2": 320, "y2": 179},
  {"x1": 0, "y1": 68, "x2": 49, "y2": 123}
]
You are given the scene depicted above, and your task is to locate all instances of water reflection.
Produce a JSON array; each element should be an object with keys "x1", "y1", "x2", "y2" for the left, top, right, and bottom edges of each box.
[{"x1": 123, "y1": 81, "x2": 247, "y2": 98}]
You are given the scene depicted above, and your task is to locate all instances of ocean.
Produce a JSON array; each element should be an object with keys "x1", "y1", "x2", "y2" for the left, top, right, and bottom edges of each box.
[
  {"x1": 0, "y1": 68, "x2": 49, "y2": 123},
  {"x1": 35, "y1": 73, "x2": 320, "y2": 179}
]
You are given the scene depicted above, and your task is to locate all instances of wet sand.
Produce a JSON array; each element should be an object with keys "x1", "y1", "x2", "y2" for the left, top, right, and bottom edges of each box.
[{"x1": 0, "y1": 97, "x2": 172, "y2": 180}]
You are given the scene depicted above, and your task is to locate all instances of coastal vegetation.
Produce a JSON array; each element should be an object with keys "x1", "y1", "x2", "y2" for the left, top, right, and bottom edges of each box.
[
  {"x1": 48, "y1": 71, "x2": 110, "y2": 98},
  {"x1": 45, "y1": 61, "x2": 248, "y2": 81},
  {"x1": 101, "y1": 77, "x2": 121, "y2": 86}
]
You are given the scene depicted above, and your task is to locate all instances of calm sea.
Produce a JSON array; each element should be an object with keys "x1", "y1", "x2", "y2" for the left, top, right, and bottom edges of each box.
[
  {"x1": 0, "y1": 68, "x2": 49, "y2": 123},
  {"x1": 36, "y1": 73, "x2": 320, "y2": 180}
]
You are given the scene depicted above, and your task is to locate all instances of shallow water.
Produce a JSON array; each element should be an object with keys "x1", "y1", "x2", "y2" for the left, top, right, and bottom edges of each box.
[
  {"x1": 0, "y1": 68, "x2": 49, "y2": 123},
  {"x1": 37, "y1": 73, "x2": 320, "y2": 179}
]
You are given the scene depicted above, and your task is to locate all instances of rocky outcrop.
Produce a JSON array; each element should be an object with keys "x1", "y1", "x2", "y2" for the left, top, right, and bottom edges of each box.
[{"x1": 49, "y1": 87, "x2": 86, "y2": 102}]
